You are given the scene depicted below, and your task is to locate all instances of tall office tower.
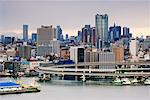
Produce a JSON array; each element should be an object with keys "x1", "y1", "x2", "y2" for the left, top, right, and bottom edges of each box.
[
  {"x1": 37, "y1": 25, "x2": 55, "y2": 45},
  {"x1": 82, "y1": 25, "x2": 91, "y2": 44},
  {"x1": 77, "y1": 31, "x2": 82, "y2": 43},
  {"x1": 108, "y1": 24, "x2": 121, "y2": 42},
  {"x1": 32, "y1": 33, "x2": 37, "y2": 42},
  {"x1": 123, "y1": 27, "x2": 130, "y2": 38},
  {"x1": 37, "y1": 25, "x2": 56, "y2": 56},
  {"x1": 56, "y1": 25, "x2": 62, "y2": 40},
  {"x1": 1, "y1": 35, "x2": 5, "y2": 44},
  {"x1": 95, "y1": 14, "x2": 108, "y2": 48},
  {"x1": 91, "y1": 27, "x2": 96, "y2": 46},
  {"x1": 23, "y1": 24, "x2": 28, "y2": 42}
]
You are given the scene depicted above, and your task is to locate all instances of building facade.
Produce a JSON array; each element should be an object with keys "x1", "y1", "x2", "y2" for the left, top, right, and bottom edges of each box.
[
  {"x1": 95, "y1": 14, "x2": 108, "y2": 48},
  {"x1": 70, "y1": 46, "x2": 84, "y2": 64},
  {"x1": 23, "y1": 24, "x2": 28, "y2": 42}
]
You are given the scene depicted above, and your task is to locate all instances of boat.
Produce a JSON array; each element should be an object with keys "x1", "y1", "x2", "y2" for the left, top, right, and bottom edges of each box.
[
  {"x1": 0, "y1": 81, "x2": 40, "y2": 95},
  {"x1": 122, "y1": 78, "x2": 131, "y2": 85},
  {"x1": 144, "y1": 78, "x2": 150, "y2": 85},
  {"x1": 113, "y1": 77, "x2": 122, "y2": 85},
  {"x1": 131, "y1": 78, "x2": 138, "y2": 84}
]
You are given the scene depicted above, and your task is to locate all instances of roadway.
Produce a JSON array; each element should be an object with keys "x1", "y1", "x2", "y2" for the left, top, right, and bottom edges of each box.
[{"x1": 36, "y1": 61, "x2": 150, "y2": 77}]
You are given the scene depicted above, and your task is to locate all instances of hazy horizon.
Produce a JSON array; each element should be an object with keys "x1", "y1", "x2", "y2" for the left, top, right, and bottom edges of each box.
[{"x1": 0, "y1": 0, "x2": 150, "y2": 38}]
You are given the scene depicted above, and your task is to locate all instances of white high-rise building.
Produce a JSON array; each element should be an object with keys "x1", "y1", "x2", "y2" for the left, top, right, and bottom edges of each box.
[{"x1": 129, "y1": 38, "x2": 139, "y2": 60}]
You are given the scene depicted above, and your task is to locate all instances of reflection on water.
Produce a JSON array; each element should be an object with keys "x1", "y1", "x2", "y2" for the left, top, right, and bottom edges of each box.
[{"x1": 0, "y1": 77, "x2": 150, "y2": 100}]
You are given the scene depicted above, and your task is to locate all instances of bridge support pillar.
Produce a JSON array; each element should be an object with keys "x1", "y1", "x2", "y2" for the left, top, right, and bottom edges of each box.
[{"x1": 81, "y1": 75, "x2": 86, "y2": 82}]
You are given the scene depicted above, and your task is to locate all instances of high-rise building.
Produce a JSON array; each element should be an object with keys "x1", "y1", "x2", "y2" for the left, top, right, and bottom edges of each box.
[
  {"x1": 77, "y1": 31, "x2": 82, "y2": 43},
  {"x1": 23, "y1": 24, "x2": 28, "y2": 42},
  {"x1": 56, "y1": 25, "x2": 62, "y2": 41},
  {"x1": 129, "y1": 38, "x2": 139, "y2": 60},
  {"x1": 91, "y1": 27, "x2": 96, "y2": 46},
  {"x1": 37, "y1": 25, "x2": 57, "y2": 56},
  {"x1": 108, "y1": 24, "x2": 121, "y2": 42},
  {"x1": 1, "y1": 35, "x2": 5, "y2": 44},
  {"x1": 95, "y1": 14, "x2": 108, "y2": 48},
  {"x1": 60, "y1": 34, "x2": 64, "y2": 41},
  {"x1": 82, "y1": 25, "x2": 91, "y2": 44},
  {"x1": 32, "y1": 33, "x2": 37, "y2": 42},
  {"x1": 123, "y1": 27, "x2": 130, "y2": 38},
  {"x1": 37, "y1": 25, "x2": 55, "y2": 45}
]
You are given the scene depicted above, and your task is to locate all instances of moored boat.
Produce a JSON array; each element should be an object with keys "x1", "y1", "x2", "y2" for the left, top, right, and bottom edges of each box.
[
  {"x1": 144, "y1": 78, "x2": 150, "y2": 85},
  {"x1": 122, "y1": 78, "x2": 131, "y2": 85},
  {"x1": 131, "y1": 78, "x2": 138, "y2": 85},
  {"x1": 0, "y1": 81, "x2": 40, "y2": 95},
  {"x1": 113, "y1": 77, "x2": 122, "y2": 85}
]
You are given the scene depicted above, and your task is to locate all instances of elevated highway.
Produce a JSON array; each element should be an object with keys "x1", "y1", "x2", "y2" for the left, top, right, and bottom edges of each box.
[{"x1": 36, "y1": 61, "x2": 150, "y2": 77}]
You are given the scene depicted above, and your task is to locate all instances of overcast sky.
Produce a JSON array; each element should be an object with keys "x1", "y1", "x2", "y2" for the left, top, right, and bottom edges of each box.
[{"x1": 0, "y1": 0, "x2": 150, "y2": 38}]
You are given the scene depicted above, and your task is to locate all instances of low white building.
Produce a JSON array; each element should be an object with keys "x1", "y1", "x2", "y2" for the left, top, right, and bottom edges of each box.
[{"x1": 70, "y1": 46, "x2": 84, "y2": 64}]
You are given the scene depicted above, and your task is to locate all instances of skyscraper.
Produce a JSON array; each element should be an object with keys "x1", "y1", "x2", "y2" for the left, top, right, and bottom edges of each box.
[
  {"x1": 91, "y1": 27, "x2": 96, "y2": 46},
  {"x1": 32, "y1": 33, "x2": 37, "y2": 42},
  {"x1": 37, "y1": 25, "x2": 56, "y2": 56},
  {"x1": 95, "y1": 14, "x2": 108, "y2": 48},
  {"x1": 23, "y1": 24, "x2": 28, "y2": 42},
  {"x1": 123, "y1": 27, "x2": 130, "y2": 38},
  {"x1": 56, "y1": 25, "x2": 62, "y2": 41},
  {"x1": 77, "y1": 31, "x2": 82, "y2": 43},
  {"x1": 82, "y1": 25, "x2": 91, "y2": 44},
  {"x1": 108, "y1": 24, "x2": 121, "y2": 42},
  {"x1": 1, "y1": 35, "x2": 5, "y2": 44}
]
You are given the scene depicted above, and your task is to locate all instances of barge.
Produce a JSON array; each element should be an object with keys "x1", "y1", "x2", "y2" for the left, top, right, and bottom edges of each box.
[{"x1": 0, "y1": 81, "x2": 40, "y2": 95}]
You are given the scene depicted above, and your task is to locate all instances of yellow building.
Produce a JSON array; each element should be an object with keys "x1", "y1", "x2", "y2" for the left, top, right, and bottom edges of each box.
[{"x1": 112, "y1": 46, "x2": 124, "y2": 62}]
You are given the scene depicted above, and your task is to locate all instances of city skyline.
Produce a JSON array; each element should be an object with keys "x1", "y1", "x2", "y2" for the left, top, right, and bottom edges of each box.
[{"x1": 0, "y1": 0, "x2": 150, "y2": 38}]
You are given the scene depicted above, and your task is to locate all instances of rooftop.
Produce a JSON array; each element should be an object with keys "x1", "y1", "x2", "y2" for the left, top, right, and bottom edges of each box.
[{"x1": 0, "y1": 82, "x2": 20, "y2": 87}]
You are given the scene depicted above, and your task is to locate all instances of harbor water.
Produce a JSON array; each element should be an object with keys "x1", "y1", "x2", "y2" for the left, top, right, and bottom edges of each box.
[{"x1": 0, "y1": 77, "x2": 150, "y2": 100}]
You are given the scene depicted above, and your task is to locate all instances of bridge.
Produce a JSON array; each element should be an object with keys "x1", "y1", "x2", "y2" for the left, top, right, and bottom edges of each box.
[
  {"x1": 35, "y1": 61, "x2": 150, "y2": 81},
  {"x1": 45, "y1": 61, "x2": 150, "y2": 68}
]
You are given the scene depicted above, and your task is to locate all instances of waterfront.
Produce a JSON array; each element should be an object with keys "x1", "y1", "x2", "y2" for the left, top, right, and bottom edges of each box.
[{"x1": 0, "y1": 77, "x2": 150, "y2": 100}]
